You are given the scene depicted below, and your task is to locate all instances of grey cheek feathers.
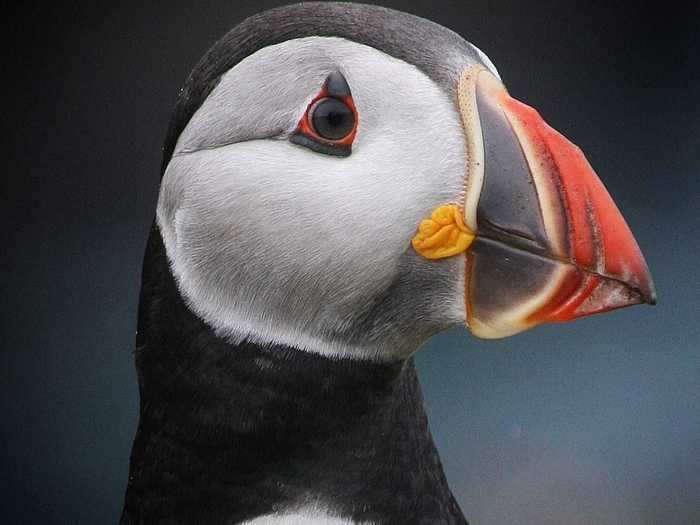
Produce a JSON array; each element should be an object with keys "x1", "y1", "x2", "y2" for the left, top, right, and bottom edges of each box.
[
  {"x1": 158, "y1": 37, "x2": 474, "y2": 361},
  {"x1": 173, "y1": 38, "x2": 334, "y2": 155},
  {"x1": 160, "y1": 1, "x2": 501, "y2": 171}
]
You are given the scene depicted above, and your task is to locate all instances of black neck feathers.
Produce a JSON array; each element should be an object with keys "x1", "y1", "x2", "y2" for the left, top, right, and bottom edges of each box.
[{"x1": 121, "y1": 226, "x2": 466, "y2": 524}]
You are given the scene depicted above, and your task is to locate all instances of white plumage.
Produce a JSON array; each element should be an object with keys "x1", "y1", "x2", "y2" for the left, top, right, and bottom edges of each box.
[{"x1": 158, "y1": 37, "x2": 482, "y2": 360}]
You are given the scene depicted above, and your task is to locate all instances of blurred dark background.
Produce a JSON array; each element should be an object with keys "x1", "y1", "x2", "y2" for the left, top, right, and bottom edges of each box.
[{"x1": 3, "y1": 1, "x2": 699, "y2": 523}]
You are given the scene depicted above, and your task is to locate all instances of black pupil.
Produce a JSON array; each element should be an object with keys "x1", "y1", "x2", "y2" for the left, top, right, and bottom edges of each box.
[{"x1": 311, "y1": 98, "x2": 354, "y2": 141}]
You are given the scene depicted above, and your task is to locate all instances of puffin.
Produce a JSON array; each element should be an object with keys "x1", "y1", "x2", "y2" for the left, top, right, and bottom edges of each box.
[{"x1": 121, "y1": 3, "x2": 655, "y2": 524}]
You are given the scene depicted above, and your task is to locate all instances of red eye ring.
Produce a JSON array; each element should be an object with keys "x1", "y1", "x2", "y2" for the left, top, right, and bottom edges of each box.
[{"x1": 290, "y1": 72, "x2": 358, "y2": 157}]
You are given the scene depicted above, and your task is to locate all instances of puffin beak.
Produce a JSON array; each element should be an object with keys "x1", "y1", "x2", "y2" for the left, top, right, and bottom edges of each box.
[{"x1": 414, "y1": 66, "x2": 656, "y2": 338}]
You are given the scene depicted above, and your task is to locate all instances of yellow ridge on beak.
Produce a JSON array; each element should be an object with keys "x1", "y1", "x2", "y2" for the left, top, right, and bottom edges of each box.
[{"x1": 411, "y1": 205, "x2": 475, "y2": 260}]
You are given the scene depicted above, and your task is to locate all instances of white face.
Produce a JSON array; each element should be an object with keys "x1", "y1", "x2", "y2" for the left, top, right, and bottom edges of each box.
[{"x1": 158, "y1": 37, "x2": 477, "y2": 360}]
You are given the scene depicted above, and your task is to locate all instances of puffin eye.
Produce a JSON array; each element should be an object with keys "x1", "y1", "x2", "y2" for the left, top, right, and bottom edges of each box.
[
  {"x1": 309, "y1": 98, "x2": 355, "y2": 141},
  {"x1": 290, "y1": 71, "x2": 358, "y2": 157}
]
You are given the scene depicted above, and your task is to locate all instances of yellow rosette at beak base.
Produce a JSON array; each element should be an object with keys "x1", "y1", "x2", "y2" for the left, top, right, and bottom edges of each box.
[{"x1": 411, "y1": 205, "x2": 476, "y2": 260}]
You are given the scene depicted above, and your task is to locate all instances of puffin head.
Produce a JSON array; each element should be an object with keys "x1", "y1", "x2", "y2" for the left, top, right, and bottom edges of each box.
[{"x1": 157, "y1": 2, "x2": 655, "y2": 361}]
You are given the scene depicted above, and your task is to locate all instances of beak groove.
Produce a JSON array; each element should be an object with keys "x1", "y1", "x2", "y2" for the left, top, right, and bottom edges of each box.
[{"x1": 455, "y1": 66, "x2": 655, "y2": 339}]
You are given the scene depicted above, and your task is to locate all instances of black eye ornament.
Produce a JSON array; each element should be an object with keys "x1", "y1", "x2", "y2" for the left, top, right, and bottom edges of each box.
[{"x1": 290, "y1": 71, "x2": 358, "y2": 157}]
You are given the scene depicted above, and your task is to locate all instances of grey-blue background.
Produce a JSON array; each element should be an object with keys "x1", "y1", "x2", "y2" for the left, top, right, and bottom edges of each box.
[{"x1": 3, "y1": 1, "x2": 698, "y2": 523}]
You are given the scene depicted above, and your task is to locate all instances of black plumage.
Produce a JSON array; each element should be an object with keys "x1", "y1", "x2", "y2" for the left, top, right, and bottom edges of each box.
[{"x1": 121, "y1": 230, "x2": 466, "y2": 524}]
